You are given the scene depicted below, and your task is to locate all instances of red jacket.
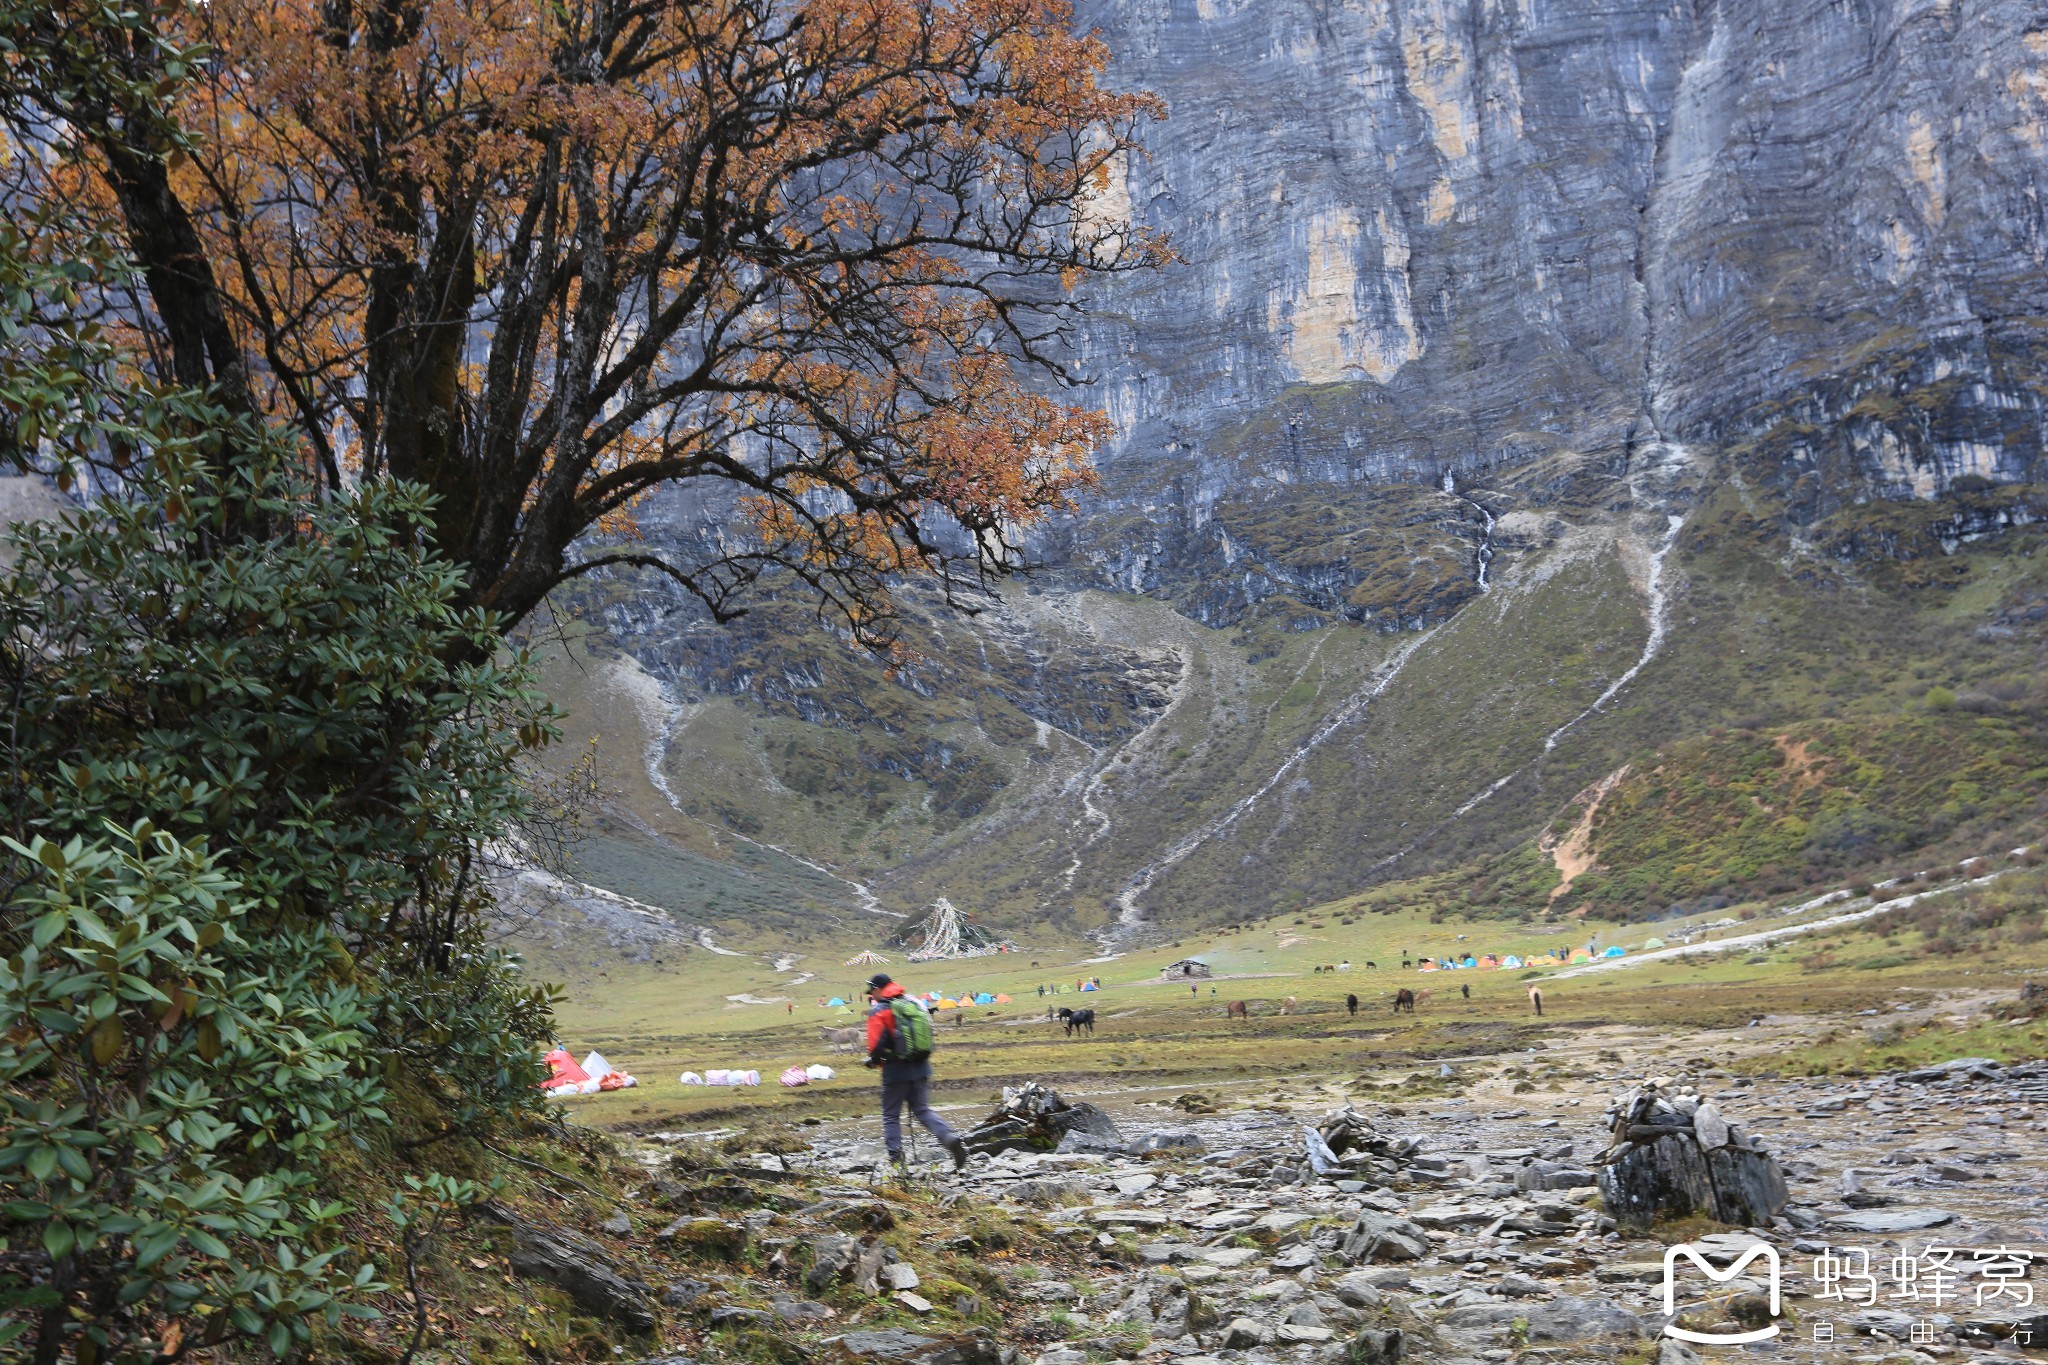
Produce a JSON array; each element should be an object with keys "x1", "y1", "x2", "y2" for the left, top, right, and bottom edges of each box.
[{"x1": 865, "y1": 982, "x2": 905, "y2": 1059}]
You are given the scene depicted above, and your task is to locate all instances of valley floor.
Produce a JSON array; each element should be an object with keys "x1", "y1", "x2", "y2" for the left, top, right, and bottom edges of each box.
[{"x1": 386, "y1": 972, "x2": 2048, "y2": 1364}]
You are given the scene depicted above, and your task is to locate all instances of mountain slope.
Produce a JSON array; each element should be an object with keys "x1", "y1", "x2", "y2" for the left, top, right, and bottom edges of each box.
[{"x1": 530, "y1": 0, "x2": 2048, "y2": 952}]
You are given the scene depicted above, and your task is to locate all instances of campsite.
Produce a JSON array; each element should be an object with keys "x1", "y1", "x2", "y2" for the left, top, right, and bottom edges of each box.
[{"x1": 524, "y1": 852, "x2": 2048, "y2": 1132}]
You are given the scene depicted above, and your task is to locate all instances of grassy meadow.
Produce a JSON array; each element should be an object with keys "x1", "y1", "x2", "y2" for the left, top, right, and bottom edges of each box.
[{"x1": 515, "y1": 848, "x2": 2048, "y2": 1135}]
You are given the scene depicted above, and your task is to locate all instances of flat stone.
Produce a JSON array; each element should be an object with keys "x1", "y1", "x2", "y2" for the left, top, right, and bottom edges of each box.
[
  {"x1": 1196, "y1": 1211, "x2": 1258, "y2": 1231},
  {"x1": 1271, "y1": 1247, "x2": 1318, "y2": 1271},
  {"x1": 840, "y1": 1331, "x2": 940, "y2": 1358},
  {"x1": 1827, "y1": 1208, "x2": 1956, "y2": 1233},
  {"x1": 1521, "y1": 1297, "x2": 1646, "y2": 1342},
  {"x1": 775, "y1": 1300, "x2": 838, "y2": 1323},
  {"x1": 1091, "y1": 1208, "x2": 1170, "y2": 1228},
  {"x1": 1276, "y1": 1324, "x2": 1335, "y2": 1343},
  {"x1": 1014, "y1": 1280, "x2": 1079, "y2": 1303},
  {"x1": 1498, "y1": 1273, "x2": 1549, "y2": 1298},
  {"x1": 1411, "y1": 1203, "x2": 1501, "y2": 1229},
  {"x1": 1199, "y1": 1247, "x2": 1261, "y2": 1268},
  {"x1": 1253, "y1": 1211, "x2": 1315, "y2": 1233},
  {"x1": 1115, "y1": 1174, "x2": 1160, "y2": 1196},
  {"x1": 710, "y1": 1306, "x2": 770, "y2": 1328},
  {"x1": 883, "y1": 1264, "x2": 922, "y2": 1290},
  {"x1": 896, "y1": 1291, "x2": 934, "y2": 1314}
]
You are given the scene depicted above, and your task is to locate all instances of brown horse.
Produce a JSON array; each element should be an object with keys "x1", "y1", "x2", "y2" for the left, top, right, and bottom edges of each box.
[
  {"x1": 1392, "y1": 989, "x2": 1415, "y2": 1013},
  {"x1": 1226, "y1": 1000, "x2": 1250, "y2": 1022}
]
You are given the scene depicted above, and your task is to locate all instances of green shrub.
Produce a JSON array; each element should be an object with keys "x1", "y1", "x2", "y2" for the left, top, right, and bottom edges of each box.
[{"x1": 0, "y1": 826, "x2": 384, "y2": 1357}]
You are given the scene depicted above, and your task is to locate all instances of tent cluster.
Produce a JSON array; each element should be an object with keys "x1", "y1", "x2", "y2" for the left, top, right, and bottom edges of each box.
[
  {"x1": 919, "y1": 989, "x2": 1011, "y2": 1009},
  {"x1": 541, "y1": 1049, "x2": 639, "y2": 1097},
  {"x1": 1415, "y1": 944, "x2": 1627, "y2": 972}
]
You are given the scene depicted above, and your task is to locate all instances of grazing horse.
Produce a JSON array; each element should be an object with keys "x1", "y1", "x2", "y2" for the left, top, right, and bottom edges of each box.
[
  {"x1": 820, "y1": 1025, "x2": 863, "y2": 1053},
  {"x1": 1365, "y1": 961, "x2": 1379, "y2": 969},
  {"x1": 1226, "y1": 1000, "x2": 1250, "y2": 1022},
  {"x1": 1346, "y1": 993, "x2": 1359, "y2": 1017},
  {"x1": 1058, "y1": 1007, "x2": 1096, "y2": 1036},
  {"x1": 1313, "y1": 965, "x2": 1323, "y2": 975},
  {"x1": 1415, "y1": 989, "x2": 1433, "y2": 1009},
  {"x1": 1392, "y1": 989, "x2": 1416, "y2": 1014},
  {"x1": 1279, "y1": 996, "x2": 1298, "y2": 1015},
  {"x1": 1528, "y1": 986, "x2": 1544, "y2": 1017}
]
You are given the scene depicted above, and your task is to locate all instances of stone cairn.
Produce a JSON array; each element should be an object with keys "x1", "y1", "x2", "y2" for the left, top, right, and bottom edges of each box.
[
  {"x1": 1596, "y1": 1078, "x2": 1789, "y2": 1230},
  {"x1": 1267, "y1": 1106, "x2": 1431, "y2": 1186},
  {"x1": 961, "y1": 1082, "x2": 1124, "y2": 1156}
]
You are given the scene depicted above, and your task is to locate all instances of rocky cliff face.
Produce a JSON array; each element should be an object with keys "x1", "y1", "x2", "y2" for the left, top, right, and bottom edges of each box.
[
  {"x1": 1064, "y1": 0, "x2": 2048, "y2": 603},
  {"x1": 553, "y1": 0, "x2": 2048, "y2": 945}
]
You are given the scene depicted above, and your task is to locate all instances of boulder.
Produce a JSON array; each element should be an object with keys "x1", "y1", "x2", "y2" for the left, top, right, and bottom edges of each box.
[
  {"x1": 1130, "y1": 1130, "x2": 1205, "y2": 1155},
  {"x1": 808, "y1": 1234, "x2": 862, "y2": 1292},
  {"x1": 1522, "y1": 1297, "x2": 1645, "y2": 1342},
  {"x1": 836, "y1": 1330, "x2": 1005, "y2": 1365},
  {"x1": 1053, "y1": 1131, "x2": 1125, "y2": 1156},
  {"x1": 1221, "y1": 1318, "x2": 1271, "y2": 1349},
  {"x1": 1047, "y1": 1101, "x2": 1122, "y2": 1143},
  {"x1": 497, "y1": 1214, "x2": 655, "y2": 1334},
  {"x1": 1339, "y1": 1213, "x2": 1431, "y2": 1263},
  {"x1": 1322, "y1": 1329, "x2": 1403, "y2": 1365},
  {"x1": 1331, "y1": 1273, "x2": 1385, "y2": 1309}
]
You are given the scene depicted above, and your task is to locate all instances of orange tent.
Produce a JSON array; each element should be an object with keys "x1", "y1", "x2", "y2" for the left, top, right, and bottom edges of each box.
[{"x1": 541, "y1": 1048, "x2": 589, "y2": 1088}]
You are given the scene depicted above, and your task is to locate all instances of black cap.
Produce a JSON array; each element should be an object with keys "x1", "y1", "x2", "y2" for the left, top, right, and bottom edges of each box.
[{"x1": 866, "y1": 973, "x2": 892, "y2": 991}]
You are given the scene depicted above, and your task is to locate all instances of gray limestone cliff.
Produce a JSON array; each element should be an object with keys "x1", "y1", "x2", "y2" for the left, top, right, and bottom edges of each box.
[{"x1": 1057, "y1": 0, "x2": 2048, "y2": 613}]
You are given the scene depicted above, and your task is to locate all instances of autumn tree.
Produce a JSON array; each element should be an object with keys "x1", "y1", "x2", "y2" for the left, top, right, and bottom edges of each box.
[{"x1": 3, "y1": 0, "x2": 1165, "y2": 642}]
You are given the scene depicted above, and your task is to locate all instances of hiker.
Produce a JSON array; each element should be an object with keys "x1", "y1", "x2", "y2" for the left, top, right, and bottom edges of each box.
[
  {"x1": 1190, "y1": 984, "x2": 1198, "y2": 998},
  {"x1": 863, "y1": 973, "x2": 969, "y2": 1172}
]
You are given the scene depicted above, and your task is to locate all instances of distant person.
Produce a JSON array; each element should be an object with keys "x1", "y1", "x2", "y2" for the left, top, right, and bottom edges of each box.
[
  {"x1": 1190, "y1": 984, "x2": 1198, "y2": 998},
  {"x1": 1037, "y1": 984, "x2": 1045, "y2": 998},
  {"x1": 1346, "y1": 993, "x2": 1358, "y2": 1016},
  {"x1": 862, "y1": 973, "x2": 969, "y2": 1173}
]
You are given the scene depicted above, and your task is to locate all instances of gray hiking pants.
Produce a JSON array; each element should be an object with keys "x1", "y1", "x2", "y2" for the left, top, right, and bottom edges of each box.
[{"x1": 880, "y1": 1076, "x2": 957, "y2": 1156}]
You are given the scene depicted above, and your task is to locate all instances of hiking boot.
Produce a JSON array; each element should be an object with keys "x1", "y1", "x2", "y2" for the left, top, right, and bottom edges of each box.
[{"x1": 945, "y1": 1138, "x2": 970, "y2": 1172}]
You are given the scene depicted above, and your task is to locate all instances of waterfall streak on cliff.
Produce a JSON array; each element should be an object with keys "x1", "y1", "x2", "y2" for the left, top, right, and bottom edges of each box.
[
  {"x1": 1099, "y1": 629, "x2": 1438, "y2": 949},
  {"x1": 1446, "y1": 513, "x2": 1686, "y2": 822},
  {"x1": 1541, "y1": 513, "x2": 1685, "y2": 752},
  {"x1": 643, "y1": 676, "x2": 904, "y2": 918}
]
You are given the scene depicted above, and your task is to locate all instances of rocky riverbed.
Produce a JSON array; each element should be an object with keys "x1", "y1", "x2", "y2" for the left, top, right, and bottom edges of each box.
[{"x1": 593, "y1": 1048, "x2": 2048, "y2": 1365}]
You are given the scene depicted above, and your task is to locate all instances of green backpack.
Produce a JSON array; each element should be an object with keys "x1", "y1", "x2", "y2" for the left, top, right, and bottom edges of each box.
[{"x1": 887, "y1": 996, "x2": 934, "y2": 1061}]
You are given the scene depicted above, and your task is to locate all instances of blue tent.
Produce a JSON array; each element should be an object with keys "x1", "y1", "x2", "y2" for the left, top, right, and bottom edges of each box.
[
  {"x1": 974, "y1": 992, "x2": 995, "y2": 1004},
  {"x1": 1603, "y1": 945, "x2": 1626, "y2": 958},
  {"x1": 1502, "y1": 955, "x2": 1524, "y2": 969},
  {"x1": 826, "y1": 997, "x2": 847, "y2": 1006},
  {"x1": 1080, "y1": 981, "x2": 1098, "y2": 992}
]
